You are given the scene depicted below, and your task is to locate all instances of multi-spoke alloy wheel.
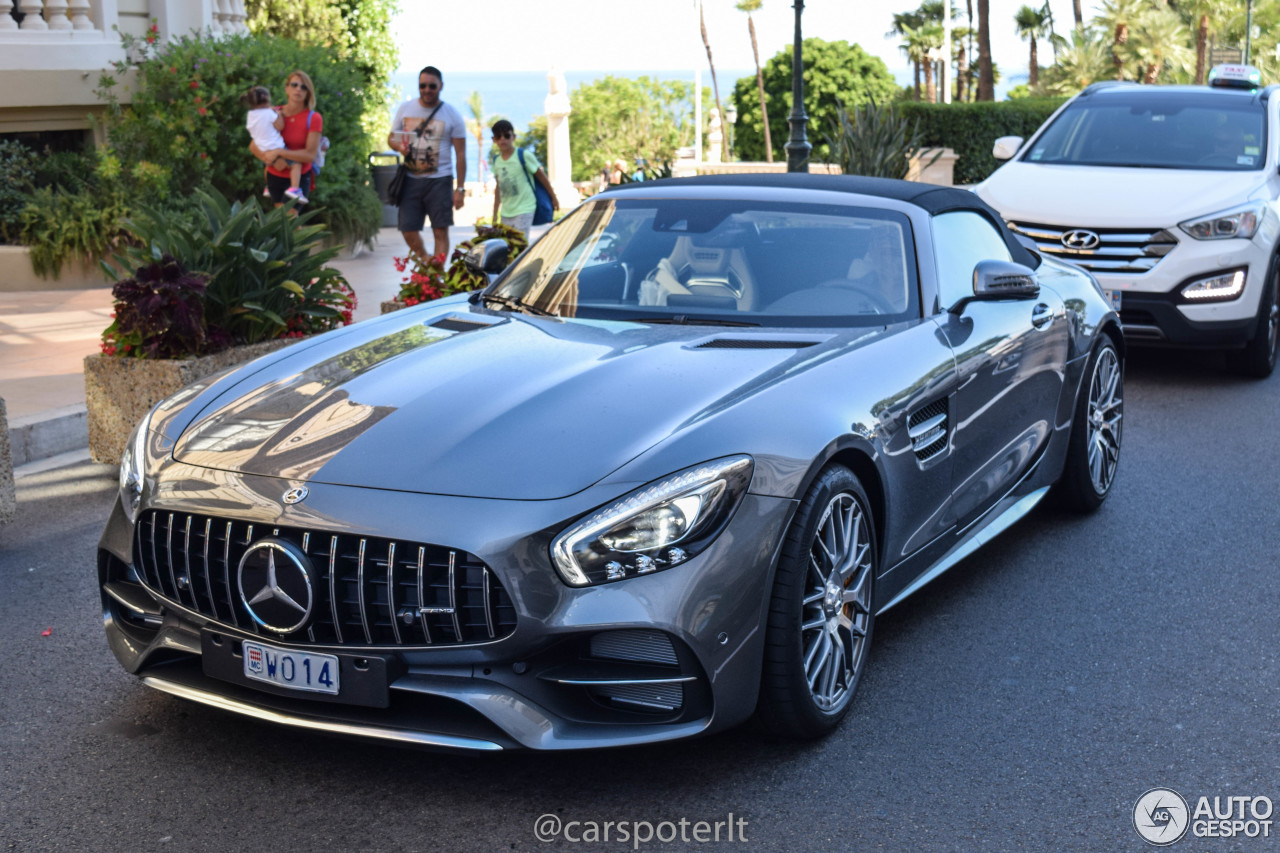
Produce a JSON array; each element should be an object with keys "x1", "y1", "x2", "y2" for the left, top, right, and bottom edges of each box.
[
  {"x1": 758, "y1": 466, "x2": 876, "y2": 738},
  {"x1": 1056, "y1": 337, "x2": 1123, "y2": 512},
  {"x1": 1085, "y1": 344, "x2": 1123, "y2": 496},
  {"x1": 1229, "y1": 264, "x2": 1280, "y2": 378}
]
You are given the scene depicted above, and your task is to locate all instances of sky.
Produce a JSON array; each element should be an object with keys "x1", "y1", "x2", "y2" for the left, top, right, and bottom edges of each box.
[{"x1": 394, "y1": 0, "x2": 1107, "y2": 80}]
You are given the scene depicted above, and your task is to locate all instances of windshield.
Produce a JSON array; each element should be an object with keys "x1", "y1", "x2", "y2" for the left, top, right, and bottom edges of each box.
[
  {"x1": 487, "y1": 197, "x2": 920, "y2": 327},
  {"x1": 1021, "y1": 90, "x2": 1267, "y2": 171}
]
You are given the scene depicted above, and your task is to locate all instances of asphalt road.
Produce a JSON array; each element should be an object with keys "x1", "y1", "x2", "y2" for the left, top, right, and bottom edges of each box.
[{"x1": 2, "y1": 348, "x2": 1278, "y2": 852}]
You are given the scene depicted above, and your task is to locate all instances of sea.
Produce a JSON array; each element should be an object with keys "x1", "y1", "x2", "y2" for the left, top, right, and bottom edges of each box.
[{"x1": 387, "y1": 68, "x2": 1024, "y2": 184}]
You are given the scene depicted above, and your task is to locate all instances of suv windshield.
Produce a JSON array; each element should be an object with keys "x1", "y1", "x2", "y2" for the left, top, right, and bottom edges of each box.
[
  {"x1": 1021, "y1": 90, "x2": 1266, "y2": 171},
  {"x1": 487, "y1": 197, "x2": 920, "y2": 327}
]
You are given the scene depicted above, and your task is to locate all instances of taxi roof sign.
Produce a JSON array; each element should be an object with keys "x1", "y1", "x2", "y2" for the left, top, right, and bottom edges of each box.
[{"x1": 1209, "y1": 63, "x2": 1262, "y2": 89}]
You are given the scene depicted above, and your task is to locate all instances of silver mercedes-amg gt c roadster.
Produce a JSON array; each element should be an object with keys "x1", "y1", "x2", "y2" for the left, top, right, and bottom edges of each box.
[{"x1": 98, "y1": 174, "x2": 1124, "y2": 751}]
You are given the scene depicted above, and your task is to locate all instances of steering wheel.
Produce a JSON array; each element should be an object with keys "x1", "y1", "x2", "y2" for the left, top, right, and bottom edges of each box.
[{"x1": 818, "y1": 279, "x2": 897, "y2": 315}]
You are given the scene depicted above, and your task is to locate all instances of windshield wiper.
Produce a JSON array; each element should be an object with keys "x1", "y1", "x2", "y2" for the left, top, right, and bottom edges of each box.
[
  {"x1": 478, "y1": 293, "x2": 558, "y2": 317},
  {"x1": 634, "y1": 315, "x2": 761, "y2": 327}
]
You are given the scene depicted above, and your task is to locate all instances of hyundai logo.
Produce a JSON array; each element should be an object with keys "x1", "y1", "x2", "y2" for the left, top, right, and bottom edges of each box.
[
  {"x1": 237, "y1": 539, "x2": 314, "y2": 634},
  {"x1": 1061, "y1": 229, "x2": 1101, "y2": 251}
]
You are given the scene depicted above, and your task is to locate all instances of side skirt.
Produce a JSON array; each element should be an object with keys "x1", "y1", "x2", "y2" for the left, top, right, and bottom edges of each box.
[{"x1": 875, "y1": 485, "x2": 1050, "y2": 616}]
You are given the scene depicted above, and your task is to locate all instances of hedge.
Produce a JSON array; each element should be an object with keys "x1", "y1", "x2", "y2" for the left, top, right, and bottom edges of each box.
[{"x1": 897, "y1": 98, "x2": 1068, "y2": 185}]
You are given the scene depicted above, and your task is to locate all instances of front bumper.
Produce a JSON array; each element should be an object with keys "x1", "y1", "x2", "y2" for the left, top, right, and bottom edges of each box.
[{"x1": 98, "y1": 466, "x2": 795, "y2": 750}]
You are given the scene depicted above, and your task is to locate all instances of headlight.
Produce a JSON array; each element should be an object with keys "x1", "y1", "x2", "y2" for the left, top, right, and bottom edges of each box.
[
  {"x1": 551, "y1": 455, "x2": 753, "y2": 587},
  {"x1": 1181, "y1": 268, "x2": 1247, "y2": 302},
  {"x1": 1179, "y1": 203, "x2": 1265, "y2": 240},
  {"x1": 119, "y1": 405, "x2": 158, "y2": 522}
]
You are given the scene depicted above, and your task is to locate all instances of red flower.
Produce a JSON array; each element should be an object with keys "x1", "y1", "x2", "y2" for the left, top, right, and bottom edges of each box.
[
  {"x1": 193, "y1": 96, "x2": 202, "y2": 104},
  {"x1": 197, "y1": 107, "x2": 207, "y2": 116},
  {"x1": 189, "y1": 81, "x2": 199, "y2": 89},
  {"x1": 149, "y1": 23, "x2": 159, "y2": 32},
  {"x1": 169, "y1": 66, "x2": 176, "y2": 73},
  {"x1": 199, "y1": 152, "x2": 207, "y2": 159}
]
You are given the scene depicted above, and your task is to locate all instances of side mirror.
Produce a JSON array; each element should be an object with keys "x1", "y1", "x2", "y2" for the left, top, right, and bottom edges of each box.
[
  {"x1": 949, "y1": 260, "x2": 1039, "y2": 313},
  {"x1": 464, "y1": 240, "x2": 510, "y2": 276},
  {"x1": 992, "y1": 136, "x2": 1024, "y2": 161}
]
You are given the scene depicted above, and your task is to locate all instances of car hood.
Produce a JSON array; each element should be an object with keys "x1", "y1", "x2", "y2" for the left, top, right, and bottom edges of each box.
[
  {"x1": 975, "y1": 162, "x2": 1266, "y2": 226},
  {"x1": 172, "y1": 308, "x2": 843, "y2": 500}
]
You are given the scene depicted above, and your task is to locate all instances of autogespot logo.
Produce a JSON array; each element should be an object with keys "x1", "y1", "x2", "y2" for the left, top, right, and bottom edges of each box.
[{"x1": 1134, "y1": 788, "x2": 1191, "y2": 846}]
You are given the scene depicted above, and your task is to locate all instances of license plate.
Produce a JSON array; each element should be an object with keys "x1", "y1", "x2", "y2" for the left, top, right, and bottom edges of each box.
[
  {"x1": 242, "y1": 640, "x2": 339, "y2": 695},
  {"x1": 1103, "y1": 289, "x2": 1122, "y2": 310}
]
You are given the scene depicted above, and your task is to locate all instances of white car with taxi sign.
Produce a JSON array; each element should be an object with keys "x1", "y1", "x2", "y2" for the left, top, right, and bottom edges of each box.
[{"x1": 976, "y1": 64, "x2": 1280, "y2": 377}]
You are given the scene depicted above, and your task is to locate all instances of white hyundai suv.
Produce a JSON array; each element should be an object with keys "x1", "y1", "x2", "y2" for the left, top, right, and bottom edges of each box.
[{"x1": 976, "y1": 65, "x2": 1280, "y2": 377}]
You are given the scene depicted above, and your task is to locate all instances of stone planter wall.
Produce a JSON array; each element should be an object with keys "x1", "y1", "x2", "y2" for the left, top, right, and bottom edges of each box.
[
  {"x1": 84, "y1": 339, "x2": 299, "y2": 465},
  {"x1": 380, "y1": 299, "x2": 405, "y2": 314},
  {"x1": 0, "y1": 398, "x2": 15, "y2": 525},
  {"x1": 0, "y1": 245, "x2": 108, "y2": 293}
]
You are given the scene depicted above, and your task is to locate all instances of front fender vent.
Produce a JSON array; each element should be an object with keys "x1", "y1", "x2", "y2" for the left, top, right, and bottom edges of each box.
[{"x1": 908, "y1": 399, "x2": 949, "y2": 461}]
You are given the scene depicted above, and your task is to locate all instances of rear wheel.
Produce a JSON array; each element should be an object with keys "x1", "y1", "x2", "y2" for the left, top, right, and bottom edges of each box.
[
  {"x1": 1226, "y1": 262, "x2": 1279, "y2": 378},
  {"x1": 757, "y1": 466, "x2": 875, "y2": 738},
  {"x1": 1055, "y1": 336, "x2": 1123, "y2": 512}
]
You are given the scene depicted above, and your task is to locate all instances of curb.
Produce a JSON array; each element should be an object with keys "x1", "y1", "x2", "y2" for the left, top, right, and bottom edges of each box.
[{"x1": 9, "y1": 404, "x2": 89, "y2": 468}]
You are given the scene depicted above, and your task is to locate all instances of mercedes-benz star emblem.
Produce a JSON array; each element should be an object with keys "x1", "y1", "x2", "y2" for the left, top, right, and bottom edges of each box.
[
  {"x1": 1061, "y1": 229, "x2": 1101, "y2": 251},
  {"x1": 282, "y1": 486, "x2": 309, "y2": 505},
  {"x1": 237, "y1": 539, "x2": 314, "y2": 634}
]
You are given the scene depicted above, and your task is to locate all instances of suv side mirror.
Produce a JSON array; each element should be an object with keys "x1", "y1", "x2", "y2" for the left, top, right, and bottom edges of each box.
[
  {"x1": 464, "y1": 240, "x2": 510, "y2": 276},
  {"x1": 992, "y1": 136, "x2": 1024, "y2": 160},
  {"x1": 949, "y1": 260, "x2": 1040, "y2": 313}
]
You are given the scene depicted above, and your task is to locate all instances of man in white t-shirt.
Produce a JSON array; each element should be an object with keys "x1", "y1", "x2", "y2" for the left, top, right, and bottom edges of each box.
[{"x1": 387, "y1": 65, "x2": 467, "y2": 261}]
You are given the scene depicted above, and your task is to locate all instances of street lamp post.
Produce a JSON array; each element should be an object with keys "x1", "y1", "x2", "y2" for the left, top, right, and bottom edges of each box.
[{"x1": 785, "y1": 0, "x2": 810, "y2": 173}]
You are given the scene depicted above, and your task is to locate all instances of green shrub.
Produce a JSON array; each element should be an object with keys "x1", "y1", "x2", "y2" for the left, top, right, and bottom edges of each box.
[
  {"x1": 104, "y1": 187, "x2": 352, "y2": 349},
  {"x1": 824, "y1": 100, "x2": 932, "y2": 180},
  {"x1": 897, "y1": 98, "x2": 1067, "y2": 184},
  {"x1": 96, "y1": 31, "x2": 382, "y2": 247},
  {"x1": 0, "y1": 140, "x2": 36, "y2": 242},
  {"x1": 18, "y1": 184, "x2": 130, "y2": 278}
]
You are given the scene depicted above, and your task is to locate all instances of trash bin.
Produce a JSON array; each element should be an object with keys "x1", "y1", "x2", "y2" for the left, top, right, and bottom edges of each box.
[{"x1": 369, "y1": 151, "x2": 402, "y2": 228}]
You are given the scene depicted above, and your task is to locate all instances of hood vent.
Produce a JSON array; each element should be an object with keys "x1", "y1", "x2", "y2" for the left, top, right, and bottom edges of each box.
[
  {"x1": 694, "y1": 338, "x2": 819, "y2": 350},
  {"x1": 428, "y1": 314, "x2": 506, "y2": 334}
]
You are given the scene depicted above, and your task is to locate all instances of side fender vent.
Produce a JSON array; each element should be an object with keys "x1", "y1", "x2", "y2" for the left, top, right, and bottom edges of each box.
[{"x1": 908, "y1": 399, "x2": 949, "y2": 461}]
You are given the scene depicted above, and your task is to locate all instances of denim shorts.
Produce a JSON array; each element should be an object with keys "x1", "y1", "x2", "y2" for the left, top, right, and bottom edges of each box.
[{"x1": 399, "y1": 176, "x2": 454, "y2": 232}]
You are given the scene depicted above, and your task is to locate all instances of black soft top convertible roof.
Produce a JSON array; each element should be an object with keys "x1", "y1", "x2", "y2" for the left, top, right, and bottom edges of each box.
[{"x1": 603, "y1": 173, "x2": 1037, "y2": 268}]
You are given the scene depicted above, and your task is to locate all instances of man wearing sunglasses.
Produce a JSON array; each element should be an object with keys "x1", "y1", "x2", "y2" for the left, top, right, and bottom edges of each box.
[{"x1": 388, "y1": 65, "x2": 467, "y2": 260}]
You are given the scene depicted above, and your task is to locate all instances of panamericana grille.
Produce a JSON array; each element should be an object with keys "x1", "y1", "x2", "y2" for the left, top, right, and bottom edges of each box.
[
  {"x1": 133, "y1": 510, "x2": 517, "y2": 648},
  {"x1": 1007, "y1": 221, "x2": 1177, "y2": 275}
]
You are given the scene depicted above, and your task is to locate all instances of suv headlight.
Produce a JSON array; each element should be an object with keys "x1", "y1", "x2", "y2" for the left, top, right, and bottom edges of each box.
[
  {"x1": 119, "y1": 405, "x2": 159, "y2": 522},
  {"x1": 1180, "y1": 268, "x2": 1247, "y2": 302},
  {"x1": 1179, "y1": 203, "x2": 1265, "y2": 240},
  {"x1": 551, "y1": 455, "x2": 753, "y2": 587}
]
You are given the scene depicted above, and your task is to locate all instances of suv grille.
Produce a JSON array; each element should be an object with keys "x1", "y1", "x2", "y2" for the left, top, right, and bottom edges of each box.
[
  {"x1": 134, "y1": 510, "x2": 517, "y2": 648},
  {"x1": 1007, "y1": 221, "x2": 1177, "y2": 274}
]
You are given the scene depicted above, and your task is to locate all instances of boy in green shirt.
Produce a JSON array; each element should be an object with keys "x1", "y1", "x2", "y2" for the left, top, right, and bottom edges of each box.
[{"x1": 489, "y1": 119, "x2": 558, "y2": 236}]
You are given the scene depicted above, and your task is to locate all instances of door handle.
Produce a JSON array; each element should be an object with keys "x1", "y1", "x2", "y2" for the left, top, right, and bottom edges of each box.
[{"x1": 1031, "y1": 302, "x2": 1053, "y2": 329}]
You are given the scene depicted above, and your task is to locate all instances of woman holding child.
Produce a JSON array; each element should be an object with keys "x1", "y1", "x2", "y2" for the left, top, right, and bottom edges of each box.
[{"x1": 249, "y1": 70, "x2": 323, "y2": 206}]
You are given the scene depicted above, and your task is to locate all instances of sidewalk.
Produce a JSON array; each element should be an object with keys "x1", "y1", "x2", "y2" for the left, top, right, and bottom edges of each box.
[{"x1": 0, "y1": 224, "x2": 474, "y2": 469}]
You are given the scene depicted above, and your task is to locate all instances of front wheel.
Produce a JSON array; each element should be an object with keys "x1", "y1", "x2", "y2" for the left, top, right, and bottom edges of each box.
[
  {"x1": 757, "y1": 465, "x2": 875, "y2": 739},
  {"x1": 1226, "y1": 263, "x2": 1280, "y2": 378},
  {"x1": 1054, "y1": 336, "x2": 1123, "y2": 512}
]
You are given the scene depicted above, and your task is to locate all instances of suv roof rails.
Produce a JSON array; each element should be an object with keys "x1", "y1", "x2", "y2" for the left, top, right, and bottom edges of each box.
[{"x1": 1079, "y1": 80, "x2": 1135, "y2": 97}]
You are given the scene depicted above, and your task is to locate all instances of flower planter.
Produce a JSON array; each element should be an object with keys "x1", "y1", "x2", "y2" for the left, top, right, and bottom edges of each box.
[
  {"x1": 84, "y1": 339, "x2": 301, "y2": 465},
  {"x1": 380, "y1": 299, "x2": 405, "y2": 314}
]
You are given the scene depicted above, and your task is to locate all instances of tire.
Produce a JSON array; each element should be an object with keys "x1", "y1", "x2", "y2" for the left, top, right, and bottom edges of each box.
[
  {"x1": 757, "y1": 465, "x2": 875, "y2": 738},
  {"x1": 1054, "y1": 336, "x2": 1123, "y2": 513},
  {"x1": 1225, "y1": 262, "x2": 1280, "y2": 378}
]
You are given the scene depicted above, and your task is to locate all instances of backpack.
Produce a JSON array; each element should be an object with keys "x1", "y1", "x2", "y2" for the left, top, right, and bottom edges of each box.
[
  {"x1": 516, "y1": 148, "x2": 554, "y2": 225},
  {"x1": 306, "y1": 110, "x2": 330, "y2": 178}
]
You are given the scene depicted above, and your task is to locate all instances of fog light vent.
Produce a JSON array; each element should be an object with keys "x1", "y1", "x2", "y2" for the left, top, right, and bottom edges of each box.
[
  {"x1": 589, "y1": 630, "x2": 678, "y2": 666},
  {"x1": 589, "y1": 682, "x2": 684, "y2": 713}
]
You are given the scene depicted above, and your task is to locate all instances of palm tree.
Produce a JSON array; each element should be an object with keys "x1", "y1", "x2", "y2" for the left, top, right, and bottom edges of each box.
[
  {"x1": 1181, "y1": 0, "x2": 1243, "y2": 83},
  {"x1": 1038, "y1": 26, "x2": 1114, "y2": 94},
  {"x1": 897, "y1": 23, "x2": 928, "y2": 100},
  {"x1": 951, "y1": 26, "x2": 974, "y2": 101},
  {"x1": 1128, "y1": 7, "x2": 1192, "y2": 83},
  {"x1": 698, "y1": 0, "x2": 729, "y2": 162},
  {"x1": 1095, "y1": 0, "x2": 1148, "y2": 81},
  {"x1": 465, "y1": 91, "x2": 491, "y2": 187},
  {"x1": 920, "y1": 23, "x2": 945, "y2": 103},
  {"x1": 736, "y1": 0, "x2": 772, "y2": 162},
  {"x1": 977, "y1": 0, "x2": 995, "y2": 99},
  {"x1": 1015, "y1": 4, "x2": 1051, "y2": 87}
]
